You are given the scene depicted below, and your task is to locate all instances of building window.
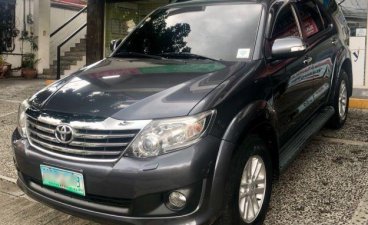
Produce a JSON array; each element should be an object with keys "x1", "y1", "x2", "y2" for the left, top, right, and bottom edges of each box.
[
  {"x1": 0, "y1": 1, "x2": 16, "y2": 53},
  {"x1": 104, "y1": 0, "x2": 170, "y2": 56}
]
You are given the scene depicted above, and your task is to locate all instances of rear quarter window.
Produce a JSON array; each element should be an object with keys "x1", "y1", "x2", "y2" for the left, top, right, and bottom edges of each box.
[{"x1": 317, "y1": 0, "x2": 338, "y2": 14}]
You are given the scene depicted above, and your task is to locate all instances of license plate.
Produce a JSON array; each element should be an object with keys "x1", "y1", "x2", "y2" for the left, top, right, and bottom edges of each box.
[{"x1": 40, "y1": 165, "x2": 85, "y2": 196}]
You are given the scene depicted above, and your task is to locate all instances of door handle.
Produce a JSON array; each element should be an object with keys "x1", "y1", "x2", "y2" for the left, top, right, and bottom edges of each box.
[{"x1": 303, "y1": 56, "x2": 313, "y2": 65}]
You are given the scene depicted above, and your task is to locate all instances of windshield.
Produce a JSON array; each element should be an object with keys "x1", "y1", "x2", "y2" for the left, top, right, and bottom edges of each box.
[{"x1": 114, "y1": 3, "x2": 263, "y2": 61}]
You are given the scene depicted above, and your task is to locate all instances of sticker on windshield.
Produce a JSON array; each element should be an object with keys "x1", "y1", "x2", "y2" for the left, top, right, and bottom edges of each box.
[{"x1": 236, "y1": 48, "x2": 251, "y2": 59}]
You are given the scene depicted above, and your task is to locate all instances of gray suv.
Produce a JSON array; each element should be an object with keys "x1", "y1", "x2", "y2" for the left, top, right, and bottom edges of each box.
[{"x1": 13, "y1": 0, "x2": 351, "y2": 224}]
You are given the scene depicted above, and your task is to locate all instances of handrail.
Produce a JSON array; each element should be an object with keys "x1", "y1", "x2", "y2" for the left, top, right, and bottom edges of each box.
[
  {"x1": 50, "y1": 6, "x2": 87, "y2": 37},
  {"x1": 56, "y1": 23, "x2": 87, "y2": 79}
]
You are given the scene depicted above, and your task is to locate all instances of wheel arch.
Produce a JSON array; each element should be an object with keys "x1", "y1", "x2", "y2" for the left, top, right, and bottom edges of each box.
[
  {"x1": 330, "y1": 51, "x2": 353, "y2": 104},
  {"x1": 208, "y1": 101, "x2": 280, "y2": 219},
  {"x1": 221, "y1": 100, "x2": 280, "y2": 177},
  {"x1": 247, "y1": 122, "x2": 280, "y2": 177},
  {"x1": 340, "y1": 59, "x2": 353, "y2": 97}
]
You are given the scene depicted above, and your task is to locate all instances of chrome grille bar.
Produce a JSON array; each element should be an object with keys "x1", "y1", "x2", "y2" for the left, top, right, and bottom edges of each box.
[
  {"x1": 26, "y1": 115, "x2": 150, "y2": 162},
  {"x1": 69, "y1": 141, "x2": 129, "y2": 148},
  {"x1": 28, "y1": 127, "x2": 58, "y2": 143},
  {"x1": 27, "y1": 119, "x2": 55, "y2": 134},
  {"x1": 73, "y1": 133, "x2": 136, "y2": 139},
  {"x1": 30, "y1": 138, "x2": 122, "y2": 156}
]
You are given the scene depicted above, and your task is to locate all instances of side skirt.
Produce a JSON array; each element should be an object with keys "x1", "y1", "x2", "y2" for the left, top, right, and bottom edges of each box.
[{"x1": 279, "y1": 106, "x2": 335, "y2": 172}]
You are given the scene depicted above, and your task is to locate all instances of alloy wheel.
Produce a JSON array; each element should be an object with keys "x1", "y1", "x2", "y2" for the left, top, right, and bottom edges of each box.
[
  {"x1": 338, "y1": 80, "x2": 348, "y2": 119},
  {"x1": 238, "y1": 155, "x2": 267, "y2": 223}
]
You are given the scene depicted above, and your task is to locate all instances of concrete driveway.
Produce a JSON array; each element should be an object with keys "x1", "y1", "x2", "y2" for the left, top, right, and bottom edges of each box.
[{"x1": 0, "y1": 78, "x2": 367, "y2": 225}]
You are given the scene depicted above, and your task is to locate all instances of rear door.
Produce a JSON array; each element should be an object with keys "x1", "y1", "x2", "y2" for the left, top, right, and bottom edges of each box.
[{"x1": 293, "y1": 0, "x2": 337, "y2": 114}]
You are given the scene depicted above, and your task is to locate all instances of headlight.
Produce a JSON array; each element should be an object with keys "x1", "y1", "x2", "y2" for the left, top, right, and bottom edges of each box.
[
  {"x1": 17, "y1": 99, "x2": 29, "y2": 138},
  {"x1": 124, "y1": 110, "x2": 215, "y2": 158}
]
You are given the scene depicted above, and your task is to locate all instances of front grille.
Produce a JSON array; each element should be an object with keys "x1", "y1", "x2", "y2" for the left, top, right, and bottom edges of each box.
[{"x1": 26, "y1": 116, "x2": 140, "y2": 161}]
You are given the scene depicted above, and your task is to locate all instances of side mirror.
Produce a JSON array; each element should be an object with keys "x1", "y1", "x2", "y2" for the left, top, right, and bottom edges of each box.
[
  {"x1": 110, "y1": 39, "x2": 122, "y2": 52},
  {"x1": 271, "y1": 37, "x2": 306, "y2": 59}
]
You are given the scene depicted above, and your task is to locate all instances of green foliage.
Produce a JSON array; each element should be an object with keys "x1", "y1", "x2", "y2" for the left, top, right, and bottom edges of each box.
[
  {"x1": 0, "y1": 55, "x2": 4, "y2": 65},
  {"x1": 21, "y1": 53, "x2": 40, "y2": 69},
  {"x1": 20, "y1": 35, "x2": 38, "y2": 52},
  {"x1": 20, "y1": 34, "x2": 40, "y2": 69}
]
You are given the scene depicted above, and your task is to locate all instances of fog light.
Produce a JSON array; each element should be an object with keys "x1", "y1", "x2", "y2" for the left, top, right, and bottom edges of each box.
[{"x1": 167, "y1": 191, "x2": 187, "y2": 210}]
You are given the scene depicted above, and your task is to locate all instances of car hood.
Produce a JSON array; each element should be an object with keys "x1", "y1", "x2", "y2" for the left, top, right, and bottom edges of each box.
[{"x1": 30, "y1": 57, "x2": 247, "y2": 120}]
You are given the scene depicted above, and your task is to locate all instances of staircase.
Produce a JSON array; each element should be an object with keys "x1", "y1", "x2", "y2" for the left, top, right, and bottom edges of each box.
[{"x1": 42, "y1": 38, "x2": 86, "y2": 78}]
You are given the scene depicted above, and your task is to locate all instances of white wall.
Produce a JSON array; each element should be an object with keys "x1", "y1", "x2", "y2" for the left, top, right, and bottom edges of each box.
[
  {"x1": 50, "y1": 7, "x2": 84, "y2": 32},
  {"x1": 50, "y1": 7, "x2": 86, "y2": 63},
  {"x1": 2, "y1": 0, "x2": 86, "y2": 73},
  {"x1": 3, "y1": 0, "x2": 34, "y2": 71},
  {"x1": 34, "y1": 0, "x2": 50, "y2": 73},
  {"x1": 350, "y1": 36, "x2": 366, "y2": 87}
]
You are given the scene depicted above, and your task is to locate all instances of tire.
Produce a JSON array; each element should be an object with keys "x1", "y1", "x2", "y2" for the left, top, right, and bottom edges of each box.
[
  {"x1": 214, "y1": 136, "x2": 273, "y2": 225},
  {"x1": 328, "y1": 69, "x2": 349, "y2": 129}
]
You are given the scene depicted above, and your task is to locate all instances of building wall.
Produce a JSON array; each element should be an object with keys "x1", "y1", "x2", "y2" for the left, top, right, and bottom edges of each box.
[
  {"x1": 2, "y1": 0, "x2": 34, "y2": 71},
  {"x1": 49, "y1": 7, "x2": 86, "y2": 63},
  {"x1": 50, "y1": 7, "x2": 86, "y2": 33},
  {"x1": 2, "y1": 0, "x2": 86, "y2": 73},
  {"x1": 341, "y1": 0, "x2": 367, "y2": 87},
  {"x1": 103, "y1": 0, "x2": 169, "y2": 57},
  {"x1": 104, "y1": 2, "x2": 139, "y2": 57}
]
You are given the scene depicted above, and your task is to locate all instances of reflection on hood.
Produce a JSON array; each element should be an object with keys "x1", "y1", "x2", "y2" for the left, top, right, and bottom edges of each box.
[{"x1": 30, "y1": 58, "x2": 244, "y2": 120}]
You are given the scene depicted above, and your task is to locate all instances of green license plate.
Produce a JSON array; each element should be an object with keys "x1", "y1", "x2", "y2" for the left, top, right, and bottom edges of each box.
[{"x1": 40, "y1": 165, "x2": 85, "y2": 196}]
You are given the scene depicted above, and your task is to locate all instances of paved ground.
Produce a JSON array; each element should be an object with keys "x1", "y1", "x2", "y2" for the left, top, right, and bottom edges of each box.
[
  {"x1": 0, "y1": 78, "x2": 97, "y2": 225},
  {"x1": 0, "y1": 78, "x2": 368, "y2": 225},
  {"x1": 0, "y1": 180, "x2": 97, "y2": 225}
]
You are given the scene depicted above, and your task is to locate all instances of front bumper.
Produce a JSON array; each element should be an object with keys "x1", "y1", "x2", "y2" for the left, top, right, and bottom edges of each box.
[{"x1": 12, "y1": 130, "x2": 233, "y2": 225}]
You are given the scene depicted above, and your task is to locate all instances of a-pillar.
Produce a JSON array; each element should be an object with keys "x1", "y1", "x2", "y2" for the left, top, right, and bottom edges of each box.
[{"x1": 33, "y1": 0, "x2": 50, "y2": 74}]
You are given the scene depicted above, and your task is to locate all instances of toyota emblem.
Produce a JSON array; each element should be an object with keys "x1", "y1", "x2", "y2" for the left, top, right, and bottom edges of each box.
[{"x1": 55, "y1": 124, "x2": 74, "y2": 144}]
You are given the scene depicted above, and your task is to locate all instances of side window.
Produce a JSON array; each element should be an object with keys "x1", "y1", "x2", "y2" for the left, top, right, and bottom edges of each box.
[
  {"x1": 317, "y1": 5, "x2": 330, "y2": 29},
  {"x1": 316, "y1": 0, "x2": 338, "y2": 15},
  {"x1": 272, "y1": 5, "x2": 301, "y2": 40},
  {"x1": 296, "y1": 0, "x2": 325, "y2": 38}
]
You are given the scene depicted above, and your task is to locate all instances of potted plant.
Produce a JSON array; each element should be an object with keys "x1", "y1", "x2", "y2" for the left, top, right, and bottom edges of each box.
[
  {"x1": 0, "y1": 55, "x2": 11, "y2": 79},
  {"x1": 21, "y1": 53, "x2": 40, "y2": 79},
  {"x1": 20, "y1": 35, "x2": 40, "y2": 79}
]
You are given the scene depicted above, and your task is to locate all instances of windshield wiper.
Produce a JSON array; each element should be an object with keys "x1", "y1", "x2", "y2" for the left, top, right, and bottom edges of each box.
[
  {"x1": 113, "y1": 52, "x2": 164, "y2": 60},
  {"x1": 159, "y1": 52, "x2": 219, "y2": 61}
]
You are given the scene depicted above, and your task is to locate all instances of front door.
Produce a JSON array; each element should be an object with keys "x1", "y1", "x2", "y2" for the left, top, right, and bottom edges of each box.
[{"x1": 269, "y1": 4, "x2": 317, "y2": 144}]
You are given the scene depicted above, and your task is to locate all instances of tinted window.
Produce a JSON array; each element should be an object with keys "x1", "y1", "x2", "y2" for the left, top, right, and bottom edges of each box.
[
  {"x1": 114, "y1": 4, "x2": 262, "y2": 61},
  {"x1": 317, "y1": 4, "x2": 330, "y2": 28},
  {"x1": 296, "y1": 0, "x2": 325, "y2": 38},
  {"x1": 317, "y1": 0, "x2": 338, "y2": 15},
  {"x1": 272, "y1": 5, "x2": 301, "y2": 40}
]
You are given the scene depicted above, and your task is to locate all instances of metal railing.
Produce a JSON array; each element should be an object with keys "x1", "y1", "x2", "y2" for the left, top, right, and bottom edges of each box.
[
  {"x1": 50, "y1": 6, "x2": 87, "y2": 37},
  {"x1": 51, "y1": 6, "x2": 87, "y2": 79},
  {"x1": 56, "y1": 23, "x2": 86, "y2": 79}
]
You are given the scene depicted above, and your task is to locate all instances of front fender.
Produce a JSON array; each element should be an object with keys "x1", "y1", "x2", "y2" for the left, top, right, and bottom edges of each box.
[
  {"x1": 222, "y1": 100, "x2": 278, "y2": 144},
  {"x1": 206, "y1": 100, "x2": 279, "y2": 214}
]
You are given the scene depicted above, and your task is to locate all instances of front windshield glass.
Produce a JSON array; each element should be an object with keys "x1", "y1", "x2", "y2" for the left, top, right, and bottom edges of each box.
[{"x1": 114, "y1": 3, "x2": 263, "y2": 61}]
